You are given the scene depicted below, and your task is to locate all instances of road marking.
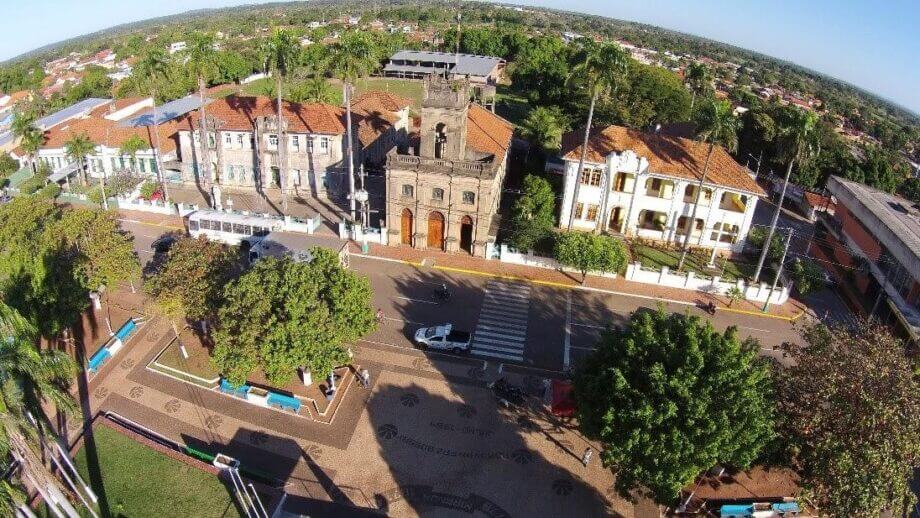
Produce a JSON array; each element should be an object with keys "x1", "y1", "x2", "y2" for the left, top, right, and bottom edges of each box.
[
  {"x1": 117, "y1": 218, "x2": 184, "y2": 231},
  {"x1": 470, "y1": 280, "x2": 531, "y2": 362},
  {"x1": 571, "y1": 322, "x2": 607, "y2": 330},
  {"x1": 563, "y1": 291, "x2": 572, "y2": 370},
  {"x1": 382, "y1": 316, "x2": 425, "y2": 326},
  {"x1": 396, "y1": 296, "x2": 438, "y2": 305}
]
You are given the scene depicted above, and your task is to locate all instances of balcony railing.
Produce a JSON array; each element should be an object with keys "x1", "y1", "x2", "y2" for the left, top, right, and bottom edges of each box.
[{"x1": 387, "y1": 151, "x2": 497, "y2": 177}]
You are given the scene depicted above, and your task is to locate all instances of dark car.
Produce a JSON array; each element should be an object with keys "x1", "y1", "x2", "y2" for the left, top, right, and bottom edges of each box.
[{"x1": 152, "y1": 236, "x2": 177, "y2": 255}]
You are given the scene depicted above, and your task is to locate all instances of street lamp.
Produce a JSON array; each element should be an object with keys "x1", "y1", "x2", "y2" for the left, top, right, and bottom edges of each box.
[{"x1": 354, "y1": 188, "x2": 370, "y2": 228}]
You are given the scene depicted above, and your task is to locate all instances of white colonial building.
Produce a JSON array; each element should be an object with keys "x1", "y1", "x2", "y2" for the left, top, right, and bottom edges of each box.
[{"x1": 558, "y1": 125, "x2": 765, "y2": 252}]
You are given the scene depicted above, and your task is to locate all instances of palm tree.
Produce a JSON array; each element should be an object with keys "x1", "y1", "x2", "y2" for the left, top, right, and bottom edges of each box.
[
  {"x1": 186, "y1": 33, "x2": 218, "y2": 201},
  {"x1": 685, "y1": 62, "x2": 711, "y2": 117},
  {"x1": 520, "y1": 106, "x2": 565, "y2": 155},
  {"x1": 64, "y1": 132, "x2": 95, "y2": 187},
  {"x1": 564, "y1": 40, "x2": 630, "y2": 232},
  {"x1": 133, "y1": 47, "x2": 171, "y2": 201},
  {"x1": 18, "y1": 126, "x2": 43, "y2": 173},
  {"x1": 262, "y1": 28, "x2": 300, "y2": 214},
  {"x1": 752, "y1": 108, "x2": 820, "y2": 282},
  {"x1": 301, "y1": 76, "x2": 336, "y2": 104},
  {"x1": 326, "y1": 32, "x2": 379, "y2": 222},
  {"x1": 0, "y1": 301, "x2": 77, "y2": 514},
  {"x1": 676, "y1": 100, "x2": 740, "y2": 272},
  {"x1": 120, "y1": 134, "x2": 149, "y2": 175}
]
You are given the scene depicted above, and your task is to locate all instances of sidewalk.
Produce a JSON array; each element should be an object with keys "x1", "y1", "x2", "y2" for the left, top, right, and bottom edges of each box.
[{"x1": 364, "y1": 243, "x2": 807, "y2": 321}]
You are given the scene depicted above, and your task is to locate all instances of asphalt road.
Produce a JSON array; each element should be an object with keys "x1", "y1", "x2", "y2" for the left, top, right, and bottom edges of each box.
[{"x1": 120, "y1": 218, "x2": 803, "y2": 374}]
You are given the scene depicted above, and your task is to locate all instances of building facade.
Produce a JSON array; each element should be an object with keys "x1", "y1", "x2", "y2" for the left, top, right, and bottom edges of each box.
[
  {"x1": 383, "y1": 50, "x2": 505, "y2": 85},
  {"x1": 817, "y1": 176, "x2": 919, "y2": 344},
  {"x1": 385, "y1": 78, "x2": 513, "y2": 257},
  {"x1": 557, "y1": 125, "x2": 764, "y2": 252},
  {"x1": 175, "y1": 94, "x2": 405, "y2": 200}
]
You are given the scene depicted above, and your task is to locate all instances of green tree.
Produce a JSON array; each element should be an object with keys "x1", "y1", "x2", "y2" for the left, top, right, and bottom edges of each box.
[
  {"x1": 753, "y1": 108, "x2": 820, "y2": 282},
  {"x1": 787, "y1": 258, "x2": 824, "y2": 296},
  {"x1": 776, "y1": 322, "x2": 920, "y2": 516},
  {"x1": 144, "y1": 236, "x2": 235, "y2": 332},
  {"x1": 64, "y1": 132, "x2": 95, "y2": 186},
  {"x1": 326, "y1": 32, "x2": 379, "y2": 222},
  {"x1": 565, "y1": 41, "x2": 630, "y2": 231},
  {"x1": 519, "y1": 106, "x2": 566, "y2": 155},
  {"x1": 0, "y1": 301, "x2": 78, "y2": 513},
  {"x1": 575, "y1": 309, "x2": 775, "y2": 504},
  {"x1": 0, "y1": 153, "x2": 20, "y2": 182},
  {"x1": 119, "y1": 134, "x2": 149, "y2": 174},
  {"x1": 511, "y1": 36, "x2": 571, "y2": 106},
  {"x1": 17, "y1": 124, "x2": 43, "y2": 173},
  {"x1": 898, "y1": 177, "x2": 920, "y2": 203},
  {"x1": 262, "y1": 28, "x2": 300, "y2": 214},
  {"x1": 509, "y1": 175, "x2": 556, "y2": 252},
  {"x1": 848, "y1": 146, "x2": 909, "y2": 193},
  {"x1": 291, "y1": 76, "x2": 336, "y2": 104},
  {"x1": 554, "y1": 232, "x2": 627, "y2": 283},
  {"x1": 212, "y1": 250, "x2": 374, "y2": 386},
  {"x1": 684, "y1": 62, "x2": 711, "y2": 116},
  {"x1": 132, "y1": 47, "x2": 171, "y2": 200},
  {"x1": 186, "y1": 33, "x2": 219, "y2": 195},
  {"x1": 677, "y1": 100, "x2": 740, "y2": 271}
]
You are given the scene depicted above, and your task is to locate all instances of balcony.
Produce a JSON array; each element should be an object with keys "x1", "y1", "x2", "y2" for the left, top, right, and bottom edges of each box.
[
  {"x1": 387, "y1": 151, "x2": 498, "y2": 178},
  {"x1": 718, "y1": 192, "x2": 748, "y2": 213}
]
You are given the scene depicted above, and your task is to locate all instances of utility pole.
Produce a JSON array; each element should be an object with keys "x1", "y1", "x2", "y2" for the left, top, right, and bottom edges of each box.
[
  {"x1": 753, "y1": 157, "x2": 796, "y2": 282},
  {"x1": 344, "y1": 82, "x2": 356, "y2": 222},
  {"x1": 762, "y1": 228, "x2": 792, "y2": 312}
]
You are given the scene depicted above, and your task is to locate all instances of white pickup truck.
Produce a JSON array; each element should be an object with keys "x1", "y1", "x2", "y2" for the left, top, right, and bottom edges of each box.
[{"x1": 414, "y1": 324, "x2": 472, "y2": 353}]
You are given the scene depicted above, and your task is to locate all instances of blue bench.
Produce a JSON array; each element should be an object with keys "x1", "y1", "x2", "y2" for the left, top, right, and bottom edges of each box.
[
  {"x1": 720, "y1": 504, "x2": 753, "y2": 517},
  {"x1": 267, "y1": 392, "x2": 301, "y2": 412},
  {"x1": 88, "y1": 348, "x2": 112, "y2": 373},
  {"x1": 219, "y1": 379, "x2": 250, "y2": 398},
  {"x1": 114, "y1": 319, "x2": 137, "y2": 341}
]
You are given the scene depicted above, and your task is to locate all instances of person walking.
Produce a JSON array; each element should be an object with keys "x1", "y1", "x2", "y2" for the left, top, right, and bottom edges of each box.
[
  {"x1": 360, "y1": 368, "x2": 371, "y2": 389},
  {"x1": 581, "y1": 447, "x2": 593, "y2": 467}
]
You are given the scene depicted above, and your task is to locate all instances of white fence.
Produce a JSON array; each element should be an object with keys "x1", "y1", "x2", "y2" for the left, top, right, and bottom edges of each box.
[
  {"x1": 498, "y1": 245, "x2": 619, "y2": 279},
  {"x1": 624, "y1": 262, "x2": 790, "y2": 304},
  {"x1": 115, "y1": 196, "x2": 176, "y2": 215}
]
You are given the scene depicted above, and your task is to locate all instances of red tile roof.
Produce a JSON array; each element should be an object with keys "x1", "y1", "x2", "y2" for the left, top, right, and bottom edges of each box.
[
  {"x1": 40, "y1": 115, "x2": 186, "y2": 154},
  {"x1": 186, "y1": 95, "x2": 348, "y2": 135},
  {"x1": 466, "y1": 104, "x2": 513, "y2": 159},
  {"x1": 561, "y1": 125, "x2": 764, "y2": 196},
  {"x1": 351, "y1": 90, "x2": 411, "y2": 112}
]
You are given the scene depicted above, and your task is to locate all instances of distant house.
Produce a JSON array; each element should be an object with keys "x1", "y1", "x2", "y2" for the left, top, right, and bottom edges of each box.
[
  {"x1": 169, "y1": 41, "x2": 187, "y2": 55},
  {"x1": 555, "y1": 124, "x2": 765, "y2": 252},
  {"x1": 383, "y1": 50, "x2": 505, "y2": 85}
]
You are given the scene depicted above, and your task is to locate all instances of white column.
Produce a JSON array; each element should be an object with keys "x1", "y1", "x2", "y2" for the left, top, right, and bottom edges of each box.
[{"x1": 559, "y1": 162, "x2": 578, "y2": 229}]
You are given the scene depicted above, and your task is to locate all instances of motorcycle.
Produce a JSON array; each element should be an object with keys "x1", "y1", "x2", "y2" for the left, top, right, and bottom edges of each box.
[
  {"x1": 488, "y1": 377, "x2": 526, "y2": 408},
  {"x1": 434, "y1": 283, "x2": 451, "y2": 302}
]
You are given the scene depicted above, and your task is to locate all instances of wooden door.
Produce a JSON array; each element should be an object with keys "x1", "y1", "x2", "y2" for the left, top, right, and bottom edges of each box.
[
  {"x1": 400, "y1": 209, "x2": 413, "y2": 245},
  {"x1": 427, "y1": 211, "x2": 445, "y2": 250}
]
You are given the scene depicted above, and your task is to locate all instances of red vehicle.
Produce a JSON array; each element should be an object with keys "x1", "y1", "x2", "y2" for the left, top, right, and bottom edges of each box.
[{"x1": 551, "y1": 379, "x2": 575, "y2": 417}]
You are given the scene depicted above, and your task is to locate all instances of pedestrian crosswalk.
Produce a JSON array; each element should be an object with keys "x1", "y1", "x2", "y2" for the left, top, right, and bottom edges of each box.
[{"x1": 470, "y1": 281, "x2": 531, "y2": 362}]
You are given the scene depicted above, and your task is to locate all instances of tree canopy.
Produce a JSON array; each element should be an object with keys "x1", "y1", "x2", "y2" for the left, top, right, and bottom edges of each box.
[
  {"x1": 509, "y1": 174, "x2": 556, "y2": 253},
  {"x1": 144, "y1": 236, "x2": 235, "y2": 325},
  {"x1": 776, "y1": 322, "x2": 920, "y2": 517},
  {"x1": 574, "y1": 309, "x2": 775, "y2": 504},
  {"x1": 554, "y1": 232, "x2": 627, "y2": 282},
  {"x1": 212, "y1": 250, "x2": 375, "y2": 386}
]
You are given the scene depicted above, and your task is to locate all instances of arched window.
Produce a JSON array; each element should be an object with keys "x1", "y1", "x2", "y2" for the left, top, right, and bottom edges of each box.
[{"x1": 434, "y1": 123, "x2": 447, "y2": 159}]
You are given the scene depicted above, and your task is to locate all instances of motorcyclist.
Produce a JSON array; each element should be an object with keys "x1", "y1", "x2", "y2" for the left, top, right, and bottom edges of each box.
[{"x1": 435, "y1": 282, "x2": 450, "y2": 300}]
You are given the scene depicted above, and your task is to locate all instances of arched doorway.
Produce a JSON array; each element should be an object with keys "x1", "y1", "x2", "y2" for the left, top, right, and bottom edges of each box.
[
  {"x1": 427, "y1": 211, "x2": 445, "y2": 250},
  {"x1": 400, "y1": 208, "x2": 413, "y2": 245},
  {"x1": 460, "y1": 215, "x2": 474, "y2": 254}
]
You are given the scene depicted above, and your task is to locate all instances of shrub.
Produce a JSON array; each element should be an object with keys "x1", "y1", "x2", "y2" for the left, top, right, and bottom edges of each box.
[
  {"x1": 555, "y1": 232, "x2": 628, "y2": 283},
  {"x1": 788, "y1": 258, "x2": 825, "y2": 296},
  {"x1": 35, "y1": 183, "x2": 61, "y2": 200},
  {"x1": 139, "y1": 181, "x2": 159, "y2": 200},
  {"x1": 17, "y1": 174, "x2": 44, "y2": 195}
]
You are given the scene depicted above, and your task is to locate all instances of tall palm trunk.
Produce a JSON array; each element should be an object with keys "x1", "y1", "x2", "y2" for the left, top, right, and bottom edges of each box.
[
  {"x1": 150, "y1": 88, "x2": 170, "y2": 201},
  {"x1": 197, "y1": 76, "x2": 212, "y2": 204},
  {"x1": 567, "y1": 88, "x2": 598, "y2": 231},
  {"x1": 689, "y1": 90, "x2": 697, "y2": 119},
  {"x1": 677, "y1": 143, "x2": 714, "y2": 272},
  {"x1": 345, "y1": 82, "x2": 356, "y2": 222},
  {"x1": 277, "y1": 75, "x2": 288, "y2": 214},
  {"x1": 753, "y1": 157, "x2": 795, "y2": 283}
]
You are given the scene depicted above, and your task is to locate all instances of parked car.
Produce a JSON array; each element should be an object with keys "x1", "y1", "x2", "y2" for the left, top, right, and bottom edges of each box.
[
  {"x1": 151, "y1": 236, "x2": 177, "y2": 255},
  {"x1": 414, "y1": 324, "x2": 471, "y2": 353}
]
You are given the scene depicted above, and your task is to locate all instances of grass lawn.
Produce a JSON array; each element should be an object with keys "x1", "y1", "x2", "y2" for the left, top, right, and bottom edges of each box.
[
  {"x1": 74, "y1": 425, "x2": 241, "y2": 517},
  {"x1": 495, "y1": 84, "x2": 530, "y2": 128},
  {"x1": 239, "y1": 76, "x2": 425, "y2": 110},
  {"x1": 631, "y1": 243, "x2": 756, "y2": 281}
]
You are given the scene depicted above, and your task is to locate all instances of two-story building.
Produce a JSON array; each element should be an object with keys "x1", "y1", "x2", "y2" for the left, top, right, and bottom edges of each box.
[
  {"x1": 817, "y1": 176, "x2": 919, "y2": 344},
  {"x1": 558, "y1": 125, "x2": 765, "y2": 252},
  {"x1": 385, "y1": 77, "x2": 513, "y2": 257},
  {"x1": 175, "y1": 93, "x2": 406, "y2": 200}
]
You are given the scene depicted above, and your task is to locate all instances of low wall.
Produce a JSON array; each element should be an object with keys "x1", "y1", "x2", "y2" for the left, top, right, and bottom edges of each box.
[
  {"x1": 624, "y1": 262, "x2": 790, "y2": 304},
  {"x1": 339, "y1": 221, "x2": 388, "y2": 245},
  {"x1": 498, "y1": 245, "x2": 619, "y2": 279},
  {"x1": 115, "y1": 197, "x2": 176, "y2": 215}
]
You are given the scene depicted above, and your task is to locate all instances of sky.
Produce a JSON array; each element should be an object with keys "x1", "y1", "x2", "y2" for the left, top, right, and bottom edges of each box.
[{"x1": 1, "y1": 0, "x2": 918, "y2": 113}]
